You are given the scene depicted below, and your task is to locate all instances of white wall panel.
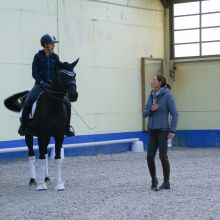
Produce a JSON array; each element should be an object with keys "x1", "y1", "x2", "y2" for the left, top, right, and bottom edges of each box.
[
  {"x1": 175, "y1": 61, "x2": 220, "y2": 129},
  {"x1": 0, "y1": 0, "x2": 58, "y2": 140},
  {"x1": 87, "y1": 0, "x2": 128, "y2": 5},
  {"x1": 58, "y1": 0, "x2": 164, "y2": 135},
  {"x1": 86, "y1": 0, "x2": 163, "y2": 11},
  {"x1": 59, "y1": 1, "x2": 164, "y2": 133},
  {"x1": 129, "y1": 0, "x2": 163, "y2": 10},
  {"x1": 0, "y1": 0, "x2": 57, "y2": 64},
  {"x1": 0, "y1": 0, "x2": 164, "y2": 140}
]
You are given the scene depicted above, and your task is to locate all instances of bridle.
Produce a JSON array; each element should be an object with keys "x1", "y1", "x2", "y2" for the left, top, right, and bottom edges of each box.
[
  {"x1": 43, "y1": 69, "x2": 76, "y2": 101},
  {"x1": 44, "y1": 88, "x2": 66, "y2": 101}
]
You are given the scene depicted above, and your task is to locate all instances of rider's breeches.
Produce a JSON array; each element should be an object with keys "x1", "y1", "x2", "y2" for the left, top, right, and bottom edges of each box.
[{"x1": 24, "y1": 84, "x2": 43, "y2": 107}]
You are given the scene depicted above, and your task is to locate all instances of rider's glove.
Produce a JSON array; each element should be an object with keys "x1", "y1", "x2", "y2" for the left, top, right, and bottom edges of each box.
[{"x1": 40, "y1": 81, "x2": 50, "y2": 89}]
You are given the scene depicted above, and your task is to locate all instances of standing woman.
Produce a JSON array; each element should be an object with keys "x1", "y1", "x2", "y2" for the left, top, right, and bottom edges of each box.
[{"x1": 143, "y1": 74, "x2": 178, "y2": 190}]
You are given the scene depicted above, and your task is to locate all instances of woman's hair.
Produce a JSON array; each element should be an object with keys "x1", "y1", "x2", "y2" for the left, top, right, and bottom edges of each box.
[{"x1": 156, "y1": 74, "x2": 171, "y2": 89}]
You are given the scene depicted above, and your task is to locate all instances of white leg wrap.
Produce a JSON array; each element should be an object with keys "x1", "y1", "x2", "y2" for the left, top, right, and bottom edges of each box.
[
  {"x1": 50, "y1": 147, "x2": 55, "y2": 160},
  {"x1": 45, "y1": 154, "x2": 49, "y2": 177},
  {"x1": 50, "y1": 147, "x2": 64, "y2": 160},
  {"x1": 36, "y1": 159, "x2": 47, "y2": 191},
  {"x1": 61, "y1": 147, "x2": 64, "y2": 159},
  {"x1": 28, "y1": 156, "x2": 36, "y2": 179},
  {"x1": 54, "y1": 159, "x2": 65, "y2": 191}
]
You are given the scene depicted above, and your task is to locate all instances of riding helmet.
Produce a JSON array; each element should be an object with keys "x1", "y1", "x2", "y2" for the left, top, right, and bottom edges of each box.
[{"x1": 40, "y1": 34, "x2": 59, "y2": 46}]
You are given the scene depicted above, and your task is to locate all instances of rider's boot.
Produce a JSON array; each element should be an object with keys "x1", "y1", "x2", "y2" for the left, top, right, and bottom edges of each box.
[
  {"x1": 66, "y1": 125, "x2": 75, "y2": 137},
  {"x1": 18, "y1": 105, "x2": 32, "y2": 135}
]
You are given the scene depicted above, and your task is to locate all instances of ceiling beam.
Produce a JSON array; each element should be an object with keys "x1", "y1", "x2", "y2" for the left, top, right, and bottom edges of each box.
[{"x1": 160, "y1": 0, "x2": 169, "y2": 8}]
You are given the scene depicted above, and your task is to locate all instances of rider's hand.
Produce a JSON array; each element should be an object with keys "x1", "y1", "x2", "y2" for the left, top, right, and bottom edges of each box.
[{"x1": 40, "y1": 81, "x2": 50, "y2": 89}]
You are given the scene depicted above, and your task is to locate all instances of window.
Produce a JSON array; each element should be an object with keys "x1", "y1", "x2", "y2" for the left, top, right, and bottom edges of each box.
[{"x1": 172, "y1": 0, "x2": 220, "y2": 58}]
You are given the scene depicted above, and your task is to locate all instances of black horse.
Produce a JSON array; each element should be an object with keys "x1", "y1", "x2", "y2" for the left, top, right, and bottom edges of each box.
[
  {"x1": 4, "y1": 59, "x2": 79, "y2": 190},
  {"x1": 4, "y1": 91, "x2": 42, "y2": 186}
]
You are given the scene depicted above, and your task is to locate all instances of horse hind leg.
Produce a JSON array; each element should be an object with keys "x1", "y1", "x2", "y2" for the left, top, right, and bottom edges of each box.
[
  {"x1": 26, "y1": 135, "x2": 34, "y2": 157},
  {"x1": 54, "y1": 136, "x2": 65, "y2": 191},
  {"x1": 25, "y1": 135, "x2": 37, "y2": 186},
  {"x1": 28, "y1": 156, "x2": 37, "y2": 186},
  {"x1": 45, "y1": 154, "x2": 51, "y2": 183},
  {"x1": 36, "y1": 137, "x2": 50, "y2": 191},
  {"x1": 44, "y1": 136, "x2": 51, "y2": 183},
  {"x1": 26, "y1": 136, "x2": 50, "y2": 185},
  {"x1": 37, "y1": 138, "x2": 50, "y2": 183}
]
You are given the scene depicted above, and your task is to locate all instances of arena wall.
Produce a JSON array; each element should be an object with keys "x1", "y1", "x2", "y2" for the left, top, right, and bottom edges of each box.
[
  {"x1": 163, "y1": 8, "x2": 220, "y2": 148},
  {"x1": 0, "y1": 0, "x2": 164, "y2": 142},
  {"x1": 174, "y1": 60, "x2": 220, "y2": 130}
]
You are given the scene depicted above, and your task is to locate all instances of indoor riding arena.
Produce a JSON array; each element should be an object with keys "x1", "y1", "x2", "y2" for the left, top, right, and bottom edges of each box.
[
  {"x1": 0, "y1": 1, "x2": 220, "y2": 220},
  {"x1": 0, "y1": 148, "x2": 220, "y2": 219}
]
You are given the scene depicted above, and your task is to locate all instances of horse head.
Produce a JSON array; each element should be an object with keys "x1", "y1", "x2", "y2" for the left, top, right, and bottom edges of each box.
[{"x1": 53, "y1": 59, "x2": 79, "y2": 102}]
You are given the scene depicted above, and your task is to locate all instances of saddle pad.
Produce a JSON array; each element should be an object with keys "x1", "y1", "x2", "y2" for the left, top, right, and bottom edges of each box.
[{"x1": 19, "y1": 101, "x2": 37, "y2": 119}]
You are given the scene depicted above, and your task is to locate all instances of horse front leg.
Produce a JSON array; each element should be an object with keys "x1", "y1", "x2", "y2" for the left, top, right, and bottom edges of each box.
[
  {"x1": 54, "y1": 136, "x2": 65, "y2": 191},
  {"x1": 36, "y1": 136, "x2": 50, "y2": 191},
  {"x1": 25, "y1": 135, "x2": 37, "y2": 186}
]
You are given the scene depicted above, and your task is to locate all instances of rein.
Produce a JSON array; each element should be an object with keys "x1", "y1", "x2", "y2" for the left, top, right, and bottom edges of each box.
[{"x1": 44, "y1": 88, "x2": 66, "y2": 101}]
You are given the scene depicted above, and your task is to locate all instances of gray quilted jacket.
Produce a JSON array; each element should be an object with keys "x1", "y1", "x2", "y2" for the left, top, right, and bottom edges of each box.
[{"x1": 143, "y1": 87, "x2": 178, "y2": 133}]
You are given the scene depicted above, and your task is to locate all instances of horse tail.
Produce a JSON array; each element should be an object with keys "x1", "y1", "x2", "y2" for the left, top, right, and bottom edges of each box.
[{"x1": 4, "y1": 91, "x2": 29, "y2": 112}]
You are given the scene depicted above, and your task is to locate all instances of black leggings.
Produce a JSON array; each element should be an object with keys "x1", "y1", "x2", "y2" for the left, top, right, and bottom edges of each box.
[{"x1": 147, "y1": 130, "x2": 169, "y2": 160}]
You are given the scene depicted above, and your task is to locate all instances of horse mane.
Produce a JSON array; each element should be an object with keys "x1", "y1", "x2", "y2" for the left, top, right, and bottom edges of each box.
[{"x1": 4, "y1": 91, "x2": 29, "y2": 112}]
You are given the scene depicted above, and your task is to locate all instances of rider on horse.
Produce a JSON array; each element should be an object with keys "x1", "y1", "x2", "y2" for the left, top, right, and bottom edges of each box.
[{"x1": 18, "y1": 34, "x2": 75, "y2": 136}]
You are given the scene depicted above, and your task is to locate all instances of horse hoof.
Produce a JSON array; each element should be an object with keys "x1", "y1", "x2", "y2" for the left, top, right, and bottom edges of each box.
[
  {"x1": 29, "y1": 178, "x2": 37, "y2": 186},
  {"x1": 36, "y1": 183, "x2": 48, "y2": 191},
  {"x1": 45, "y1": 177, "x2": 51, "y2": 183},
  {"x1": 54, "y1": 182, "x2": 65, "y2": 191}
]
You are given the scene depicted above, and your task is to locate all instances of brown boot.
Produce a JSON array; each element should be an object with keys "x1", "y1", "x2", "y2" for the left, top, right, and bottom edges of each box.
[
  {"x1": 159, "y1": 159, "x2": 170, "y2": 190},
  {"x1": 147, "y1": 159, "x2": 158, "y2": 190}
]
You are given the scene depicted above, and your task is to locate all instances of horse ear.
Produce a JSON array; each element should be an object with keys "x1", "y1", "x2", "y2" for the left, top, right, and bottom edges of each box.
[{"x1": 71, "y1": 58, "x2": 79, "y2": 69}]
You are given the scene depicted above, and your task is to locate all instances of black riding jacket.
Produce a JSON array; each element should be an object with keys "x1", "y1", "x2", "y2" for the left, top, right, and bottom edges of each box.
[{"x1": 32, "y1": 50, "x2": 59, "y2": 84}]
